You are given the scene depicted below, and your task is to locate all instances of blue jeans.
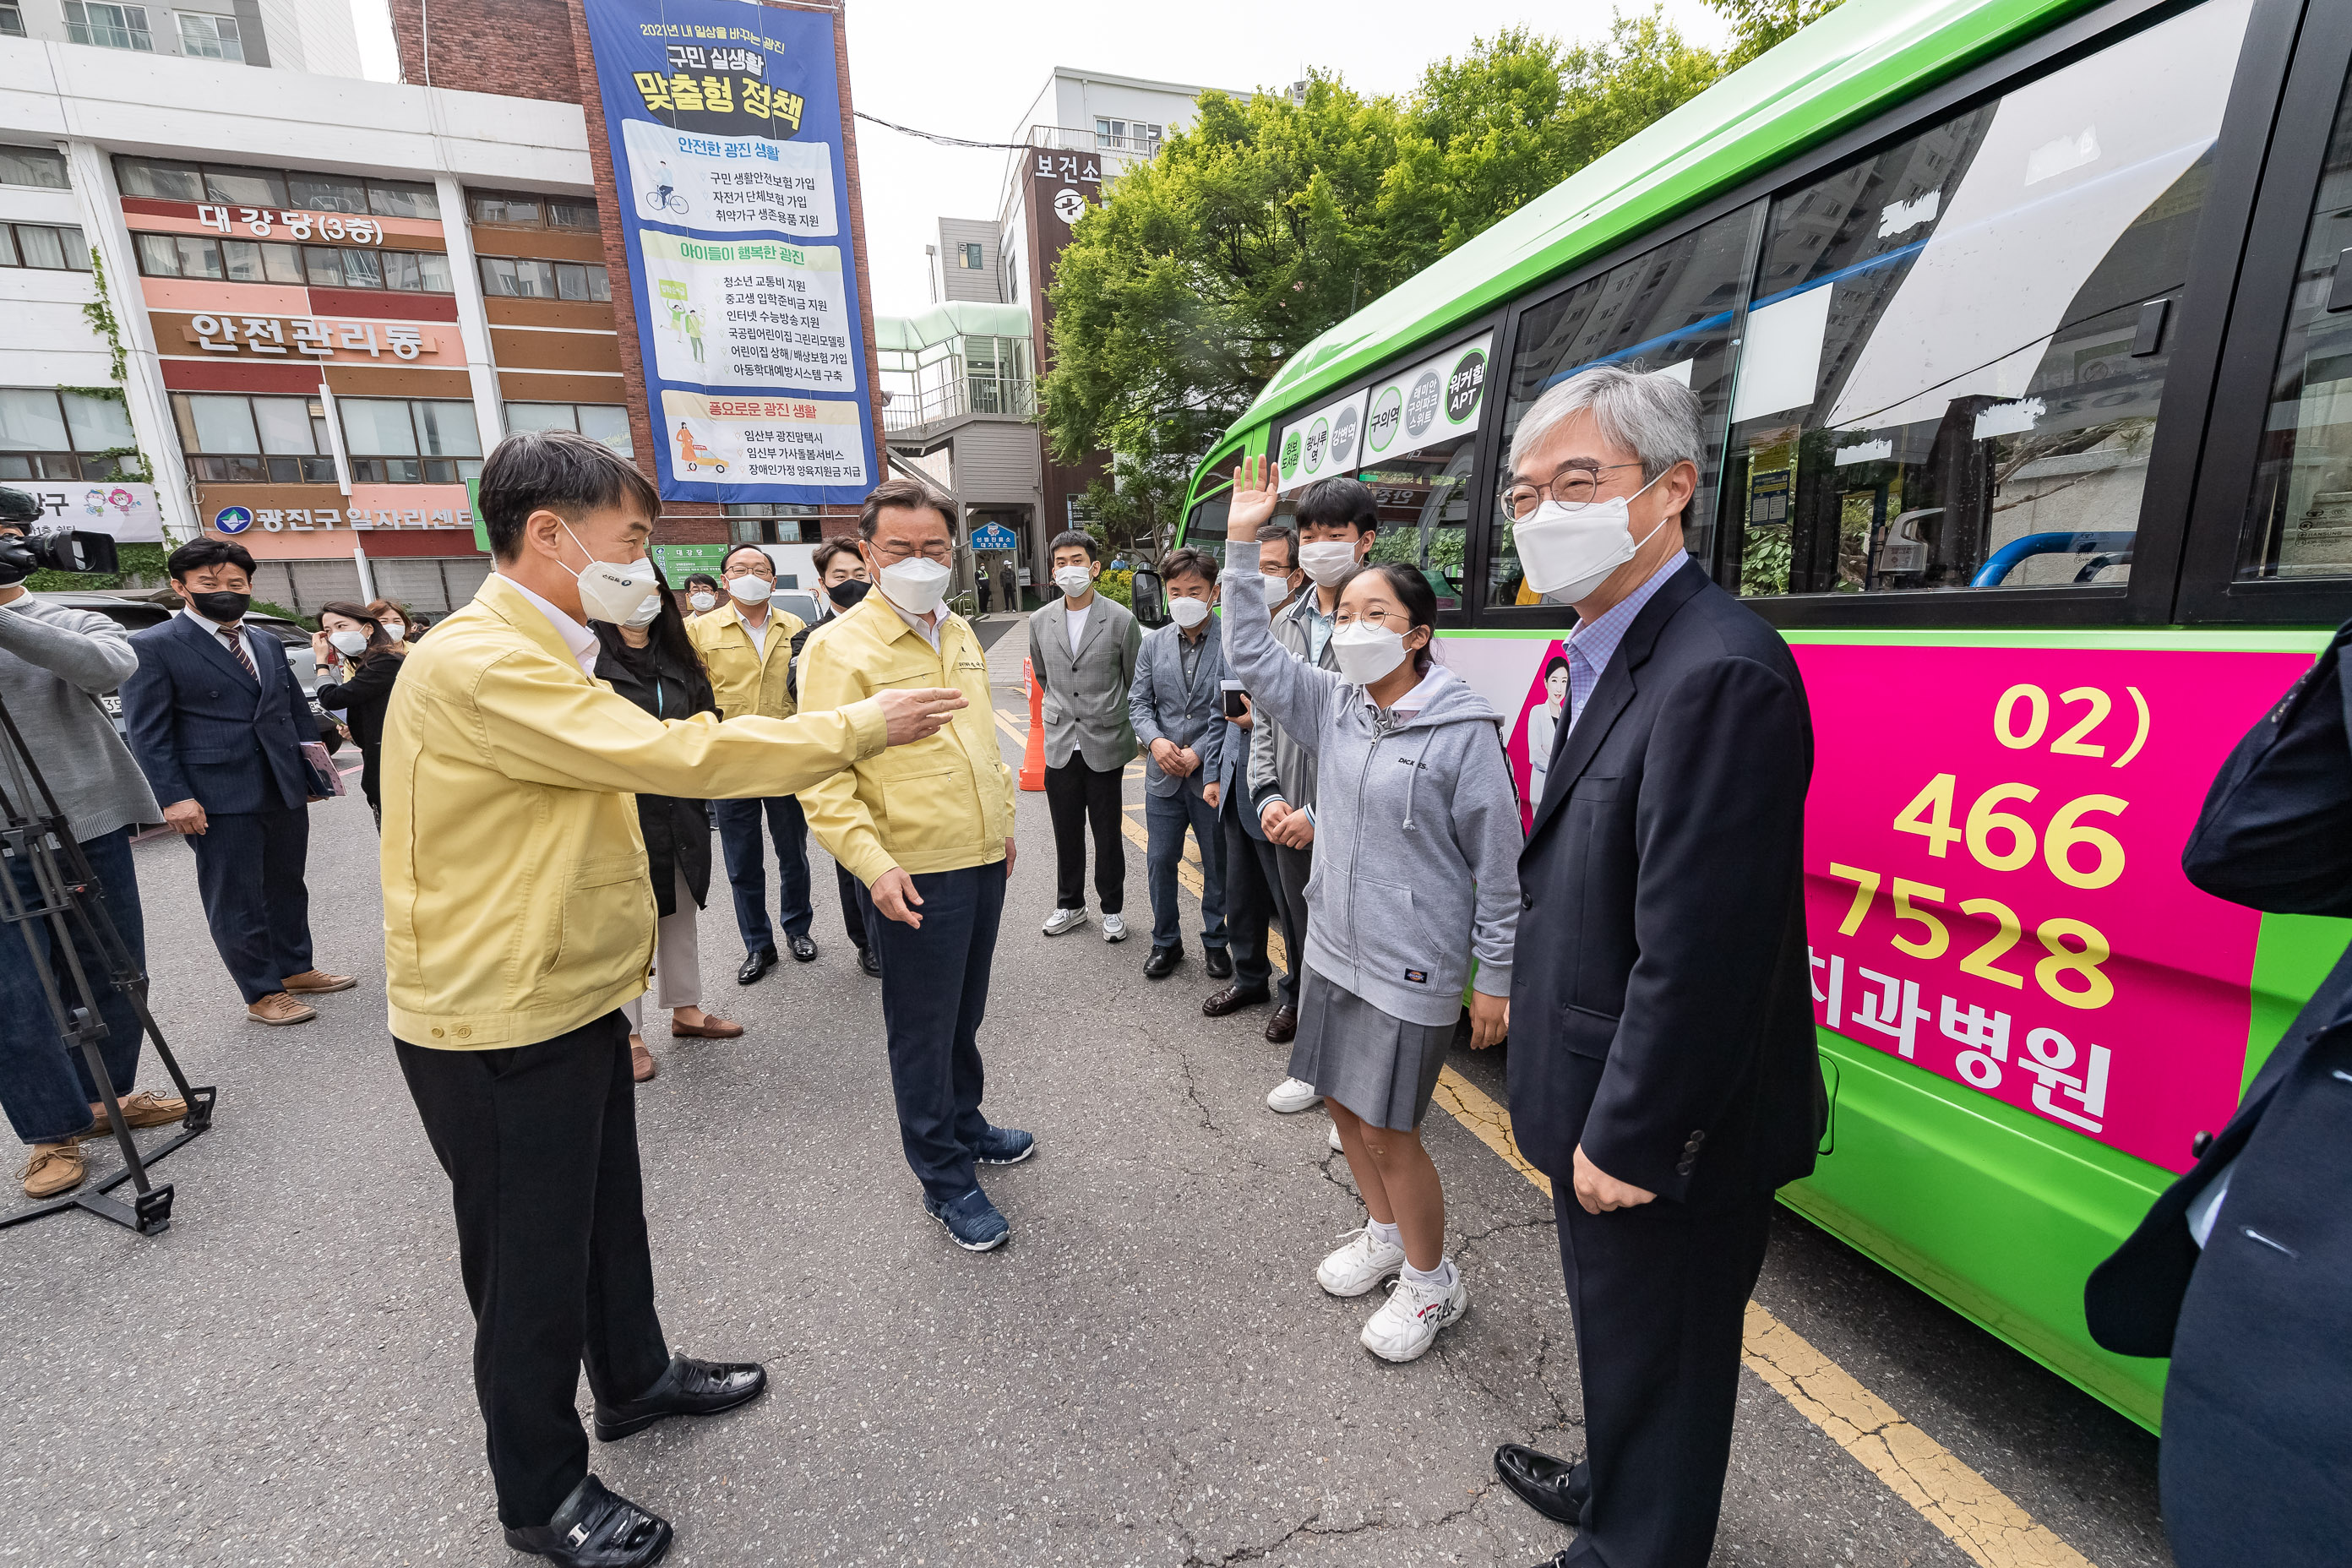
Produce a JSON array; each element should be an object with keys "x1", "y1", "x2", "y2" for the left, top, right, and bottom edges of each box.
[
  {"x1": 1146, "y1": 787, "x2": 1226, "y2": 952},
  {"x1": 713, "y1": 794, "x2": 813, "y2": 953},
  {"x1": 854, "y1": 863, "x2": 1005, "y2": 1203},
  {"x1": 0, "y1": 826, "x2": 148, "y2": 1145}
]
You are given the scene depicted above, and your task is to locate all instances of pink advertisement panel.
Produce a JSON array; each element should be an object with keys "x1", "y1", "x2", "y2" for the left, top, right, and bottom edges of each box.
[{"x1": 1788, "y1": 643, "x2": 2311, "y2": 1173}]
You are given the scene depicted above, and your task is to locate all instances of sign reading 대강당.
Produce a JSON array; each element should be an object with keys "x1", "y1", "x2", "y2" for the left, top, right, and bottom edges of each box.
[{"x1": 580, "y1": 0, "x2": 876, "y2": 504}]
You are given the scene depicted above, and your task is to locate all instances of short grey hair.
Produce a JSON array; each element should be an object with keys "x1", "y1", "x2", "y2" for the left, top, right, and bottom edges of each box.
[{"x1": 1508, "y1": 362, "x2": 1703, "y2": 482}]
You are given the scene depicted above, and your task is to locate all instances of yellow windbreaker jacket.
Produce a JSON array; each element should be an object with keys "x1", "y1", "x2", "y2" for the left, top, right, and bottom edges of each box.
[
  {"x1": 686, "y1": 598, "x2": 806, "y2": 720},
  {"x1": 380, "y1": 574, "x2": 885, "y2": 1049},
  {"x1": 798, "y1": 593, "x2": 1013, "y2": 886}
]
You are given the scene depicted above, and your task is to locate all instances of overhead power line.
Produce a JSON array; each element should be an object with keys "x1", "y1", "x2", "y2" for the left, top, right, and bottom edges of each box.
[{"x1": 852, "y1": 112, "x2": 1033, "y2": 152}]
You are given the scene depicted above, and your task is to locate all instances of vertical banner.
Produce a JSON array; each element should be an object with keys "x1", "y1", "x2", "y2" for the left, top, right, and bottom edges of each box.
[{"x1": 580, "y1": 0, "x2": 876, "y2": 503}]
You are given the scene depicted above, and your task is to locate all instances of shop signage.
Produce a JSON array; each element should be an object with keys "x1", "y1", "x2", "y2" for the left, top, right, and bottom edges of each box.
[
  {"x1": 190, "y1": 205, "x2": 391, "y2": 243},
  {"x1": 181, "y1": 315, "x2": 438, "y2": 359},
  {"x1": 970, "y1": 523, "x2": 1018, "y2": 551},
  {"x1": 13, "y1": 482, "x2": 165, "y2": 542},
  {"x1": 582, "y1": 0, "x2": 875, "y2": 503},
  {"x1": 651, "y1": 542, "x2": 729, "y2": 583}
]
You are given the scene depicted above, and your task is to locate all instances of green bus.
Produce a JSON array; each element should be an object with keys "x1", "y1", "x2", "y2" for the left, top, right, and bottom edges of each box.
[{"x1": 1166, "y1": 0, "x2": 2352, "y2": 1429}]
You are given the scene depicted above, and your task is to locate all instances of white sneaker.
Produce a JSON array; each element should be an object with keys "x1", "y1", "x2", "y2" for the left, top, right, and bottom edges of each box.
[
  {"x1": 1316, "y1": 1226, "x2": 1406, "y2": 1298},
  {"x1": 1360, "y1": 1268, "x2": 1469, "y2": 1362},
  {"x1": 1328, "y1": 1120, "x2": 1344, "y2": 1152},
  {"x1": 1042, "y1": 906, "x2": 1088, "y2": 937},
  {"x1": 1102, "y1": 912, "x2": 1128, "y2": 943},
  {"x1": 1266, "y1": 1076, "x2": 1322, "y2": 1113}
]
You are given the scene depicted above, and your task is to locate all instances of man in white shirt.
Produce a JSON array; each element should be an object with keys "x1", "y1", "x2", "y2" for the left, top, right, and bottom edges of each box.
[{"x1": 1027, "y1": 529, "x2": 1141, "y2": 941}]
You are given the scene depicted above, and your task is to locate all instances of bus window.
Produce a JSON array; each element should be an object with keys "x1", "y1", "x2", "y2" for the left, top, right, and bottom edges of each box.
[
  {"x1": 1488, "y1": 207, "x2": 1754, "y2": 609},
  {"x1": 1721, "y1": 0, "x2": 2255, "y2": 598},
  {"x1": 1185, "y1": 484, "x2": 1233, "y2": 544},
  {"x1": 2233, "y1": 69, "x2": 2352, "y2": 580}
]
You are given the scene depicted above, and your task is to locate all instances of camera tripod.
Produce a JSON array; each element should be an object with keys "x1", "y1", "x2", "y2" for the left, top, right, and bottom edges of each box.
[{"x1": 0, "y1": 689, "x2": 212, "y2": 1235}]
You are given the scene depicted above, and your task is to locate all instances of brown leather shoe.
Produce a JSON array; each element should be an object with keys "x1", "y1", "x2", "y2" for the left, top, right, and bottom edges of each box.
[
  {"x1": 282, "y1": 969, "x2": 357, "y2": 994},
  {"x1": 671, "y1": 1015, "x2": 744, "y2": 1039},
  {"x1": 1265, "y1": 1003, "x2": 1298, "y2": 1043},
  {"x1": 1203, "y1": 983, "x2": 1271, "y2": 1018},
  {"x1": 20, "y1": 1141, "x2": 84, "y2": 1199},
  {"x1": 248, "y1": 992, "x2": 317, "y2": 1026},
  {"x1": 630, "y1": 1039, "x2": 658, "y2": 1082},
  {"x1": 82, "y1": 1091, "x2": 186, "y2": 1135}
]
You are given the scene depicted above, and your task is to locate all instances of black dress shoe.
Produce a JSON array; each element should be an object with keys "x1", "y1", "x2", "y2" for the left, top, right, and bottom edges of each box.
[
  {"x1": 1264, "y1": 1003, "x2": 1298, "y2": 1043},
  {"x1": 1204, "y1": 946, "x2": 1234, "y2": 979},
  {"x1": 1494, "y1": 1443, "x2": 1588, "y2": 1527},
  {"x1": 858, "y1": 945, "x2": 882, "y2": 977},
  {"x1": 1143, "y1": 945, "x2": 1182, "y2": 980},
  {"x1": 788, "y1": 934, "x2": 819, "y2": 963},
  {"x1": 504, "y1": 1473, "x2": 672, "y2": 1566},
  {"x1": 1203, "y1": 983, "x2": 1271, "y2": 1018},
  {"x1": 594, "y1": 1354, "x2": 768, "y2": 1441},
  {"x1": 736, "y1": 948, "x2": 776, "y2": 985}
]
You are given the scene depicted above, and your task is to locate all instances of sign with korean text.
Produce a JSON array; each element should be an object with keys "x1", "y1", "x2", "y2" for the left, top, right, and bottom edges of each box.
[
  {"x1": 1792, "y1": 643, "x2": 2313, "y2": 1173},
  {"x1": 1277, "y1": 386, "x2": 1370, "y2": 494},
  {"x1": 581, "y1": 0, "x2": 874, "y2": 504},
  {"x1": 1363, "y1": 333, "x2": 1491, "y2": 466},
  {"x1": 188, "y1": 205, "x2": 393, "y2": 244},
  {"x1": 175, "y1": 313, "x2": 440, "y2": 360},
  {"x1": 651, "y1": 543, "x2": 728, "y2": 585},
  {"x1": 11, "y1": 482, "x2": 165, "y2": 542}
]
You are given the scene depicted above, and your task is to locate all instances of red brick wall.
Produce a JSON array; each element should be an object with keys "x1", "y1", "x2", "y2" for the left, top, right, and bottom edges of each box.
[{"x1": 386, "y1": 0, "x2": 580, "y2": 101}]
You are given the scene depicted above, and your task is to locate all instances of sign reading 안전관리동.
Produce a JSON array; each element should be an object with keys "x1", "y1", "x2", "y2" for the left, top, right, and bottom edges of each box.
[{"x1": 580, "y1": 0, "x2": 875, "y2": 504}]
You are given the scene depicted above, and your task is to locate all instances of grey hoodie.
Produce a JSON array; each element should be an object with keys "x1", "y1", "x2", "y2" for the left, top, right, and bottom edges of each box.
[{"x1": 1221, "y1": 540, "x2": 1522, "y2": 1026}]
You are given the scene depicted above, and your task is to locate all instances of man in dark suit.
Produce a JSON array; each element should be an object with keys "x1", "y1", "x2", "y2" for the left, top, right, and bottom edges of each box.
[
  {"x1": 120, "y1": 538, "x2": 349, "y2": 1026},
  {"x1": 1491, "y1": 367, "x2": 1822, "y2": 1568},
  {"x1": 2084, "y1": 628, "x2": 2352, "y2": 1568}
]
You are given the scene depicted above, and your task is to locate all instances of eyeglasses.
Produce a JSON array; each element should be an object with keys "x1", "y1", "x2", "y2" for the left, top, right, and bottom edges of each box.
[
  {"x1": 1332, "y1": 607, "x2": 1413, "y2": 631},
  {"x1": 1500, "y1": 460, "x2": 1646, "y2": 520},
  {"x1": 870, "y1": 541, "x2": 954, "y2": 564}
]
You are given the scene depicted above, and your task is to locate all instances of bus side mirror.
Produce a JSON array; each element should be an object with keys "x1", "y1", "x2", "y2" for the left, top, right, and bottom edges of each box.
[{"x1": 1130, "y1": 567, "x2": 1168, "y2": 629}]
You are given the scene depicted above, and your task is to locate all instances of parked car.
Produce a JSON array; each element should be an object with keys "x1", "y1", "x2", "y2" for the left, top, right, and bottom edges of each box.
[{"x1": 34, "y1": 590, "x2": 345, "y2": 756}]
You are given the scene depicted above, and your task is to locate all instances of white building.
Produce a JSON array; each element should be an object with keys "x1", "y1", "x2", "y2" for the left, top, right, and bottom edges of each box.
[{"x1": 0, "y1": 0, "x2": 362, "y2": 78}]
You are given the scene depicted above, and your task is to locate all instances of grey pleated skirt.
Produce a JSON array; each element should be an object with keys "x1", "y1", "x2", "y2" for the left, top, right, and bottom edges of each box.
[{"x1": 1288, "y1": 967, "x2": 1455, "y2": 1131}]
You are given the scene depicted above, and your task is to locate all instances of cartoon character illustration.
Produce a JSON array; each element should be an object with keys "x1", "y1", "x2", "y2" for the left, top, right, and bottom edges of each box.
[
  {"x1": 674, "y1": 420, "x2": 727, "y2": 475},
  {"x1": 645, "y1": 160, "x2": 688, "y2": 217},
  {"x1": 683, "y1": 308, "x2": 705, "y2": 365},
  {"x1": 666, "y1": 299, "x2": 687, "y2": 342},
  {"x1": 1505, "y1": 641, "x2": 1571, "y2": 831}
]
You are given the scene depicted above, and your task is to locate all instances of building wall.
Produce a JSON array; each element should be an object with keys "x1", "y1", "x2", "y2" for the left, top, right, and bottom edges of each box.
[
  {"x1": 384, "y1": 0, "x2": 580, "y2": 104},
  {"x1": 3, "y1": 0, "x2": 360, "y2": 74},
  {"x1": 933, "y1": 216, "x2": 999, "y2": 304}
]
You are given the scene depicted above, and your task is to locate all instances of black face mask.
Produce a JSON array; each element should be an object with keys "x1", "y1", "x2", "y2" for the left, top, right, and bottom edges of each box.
[
  {"x1": 828, "y1": 578, "x2": 871, "y2": 612},
  {"x1": 186, "y1": 590, "x2": 252, "y2": 623}
]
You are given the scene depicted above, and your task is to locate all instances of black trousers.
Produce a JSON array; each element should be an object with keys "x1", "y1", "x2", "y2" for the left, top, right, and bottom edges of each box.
[
  {"x1": 397, "y1": 1012, "x2": 671, "y2": 1528},
  {"x1": 836, "y1": 862, "x2": 868, "y2": 953},
  {"x1": 1220, "y1": 810, "x2": 1275, "y2": 994},
  {"x1": 1043, "y1": 756, "x2": 1126, "y2": 912},
  {"x1": 855, "y1": 863, "x2": 1005, "y2": 1202},
  {"x1": 1268, "y1": 840, "x2": 1310, "y2": 1008},
  {"x1": 188, "y1": 804, "x2": 313, "y2": 1004},
  {"x1": 1554, "y1": 1186, "x2": 1775, "y2": 1568}
]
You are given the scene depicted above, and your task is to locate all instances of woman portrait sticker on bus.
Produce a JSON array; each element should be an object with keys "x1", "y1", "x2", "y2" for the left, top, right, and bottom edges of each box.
[{"x1": 1505, "y1": 642, "x2": 1570, "y2": 831}]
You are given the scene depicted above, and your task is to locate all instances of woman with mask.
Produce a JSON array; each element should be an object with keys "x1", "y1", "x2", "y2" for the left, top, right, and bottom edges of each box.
[
  {"x1": 367, "y1": 599, "x2": 417, "y2": 646},
  {"x1": 1524, "y1": 655, "x2": 1570, "y2": 818},
  {"x1": 590, "y1": 562, "x2": 743, "y2": 1082},
  {"x1": 1219, "y1": 452, "x2": 1522, "y2": 1364},
  {"x1": 311, "y1": 600, "x2": 406, "y2": 825}
]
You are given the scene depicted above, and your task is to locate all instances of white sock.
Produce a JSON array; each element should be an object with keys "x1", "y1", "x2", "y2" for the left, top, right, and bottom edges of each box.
[
  {"x1": 1402, "y1": 1256, "x2": 1457, "y2": 1292},
  {"x1": 1365, "y1": 1217, "x2": 1402, "y2": 1250}
]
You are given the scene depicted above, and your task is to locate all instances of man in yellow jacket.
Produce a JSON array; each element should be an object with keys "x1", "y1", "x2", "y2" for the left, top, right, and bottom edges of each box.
[
  {"x1": 684, "y1": 544, "x2": 816, "y2": 982},
  {"x1": 381, "y1": 431, "x2": 961, "y2": 1568},
  {"x1": 800, "y1": 476, "x2": 1026, "y2": 1251}
]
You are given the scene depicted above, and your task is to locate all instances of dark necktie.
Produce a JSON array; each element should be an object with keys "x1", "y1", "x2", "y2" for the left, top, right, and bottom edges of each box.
[{"x1": 220, "y1": 626, "x2": 258, "y2": 682}]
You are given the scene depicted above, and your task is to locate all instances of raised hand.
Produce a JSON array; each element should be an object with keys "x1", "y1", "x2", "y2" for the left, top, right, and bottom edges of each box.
[
  {"x1": 1228, "y1": 452, "x2": 1281, "y2": 542},
  {"x1": 875, "y1": 687, "x2": 966, "y2": 746}
]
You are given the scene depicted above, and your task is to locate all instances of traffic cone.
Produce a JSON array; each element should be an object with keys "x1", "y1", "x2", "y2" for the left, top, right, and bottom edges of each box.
[{"x1": 1019, "y1": 658, "x2": 1048, "y2": 792}]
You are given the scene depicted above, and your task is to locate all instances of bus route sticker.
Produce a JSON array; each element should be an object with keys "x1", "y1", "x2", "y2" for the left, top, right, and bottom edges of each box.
[{"x1": 1792, "y1": 642, "x2": 2313, "y2": 1173}]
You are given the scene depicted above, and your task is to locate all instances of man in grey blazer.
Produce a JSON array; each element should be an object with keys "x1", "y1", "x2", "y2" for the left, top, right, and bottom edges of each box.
[
  {"x1": 1129, "y1": 547, "x2": 1229, "y2": 982},
  {"x1": 1029, "y1": 530, "x2": 1142, "y2": 942}
]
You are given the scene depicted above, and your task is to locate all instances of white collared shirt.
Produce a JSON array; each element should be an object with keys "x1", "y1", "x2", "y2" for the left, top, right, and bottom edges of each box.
[
  {"x1": 885, "y1": 595, "x2": 943, "y2": 651},
  {"x1": 499, "y1": 573, "x2": 601, "y2": 678},
  {"x1": 180, "y1": 604, "x2": 270, "y2": 673}
]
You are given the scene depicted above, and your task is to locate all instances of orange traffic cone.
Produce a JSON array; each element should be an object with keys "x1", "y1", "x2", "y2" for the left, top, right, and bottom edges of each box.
[{"x1": 1019, "y1": 658, "x2": 1048, "y2": 792}]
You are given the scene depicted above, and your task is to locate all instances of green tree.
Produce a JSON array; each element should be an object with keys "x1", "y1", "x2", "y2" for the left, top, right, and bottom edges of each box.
[{"x1": 1709, "y1": 0, "x2": 1848, "y2": 69}]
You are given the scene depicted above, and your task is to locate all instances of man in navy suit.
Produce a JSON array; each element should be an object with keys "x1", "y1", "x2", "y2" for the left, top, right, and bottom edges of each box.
[
  {"x1": 2085, "y1": 625, "x2": 2352, "y2": 1568},
  {"x1": 120, "y1": 538, "x2": 350, "y2": 1025},
  {"x1": 1489, "y1": 368, "x2": 1822, "y2": 1568}
]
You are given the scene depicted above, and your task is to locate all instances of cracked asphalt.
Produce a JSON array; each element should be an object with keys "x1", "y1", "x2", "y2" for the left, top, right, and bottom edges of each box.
[{"x1": 0, "y1": 623, "x2": 2170, "y2": 1565}]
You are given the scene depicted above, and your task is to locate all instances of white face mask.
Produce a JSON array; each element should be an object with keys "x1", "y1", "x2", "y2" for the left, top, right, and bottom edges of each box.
[
  {"x1": 1511, "y1": 471, "x2": 1669, "y2": 602},
  {"x1": 727, "y1": 574, "x2": 773, "y2": 606},
  {"x1": 688, "y1": 591, "x2": 717, "y2": 613},
  {"x1": 1298, "y1": 540, "x2": 1358, "y2": 588},
  {"x1": 876, "y1": 555, "x2": 952, "y2": 617},
  {"x1": 560, "y1": 522, "x2": 661, "y2": 626},
  {"x1": 1168, "y1": 595, "x2": 1211, "y2": 629},
  {"x1": 1054, "y1": 565, "x2": 1095, "y2": 600},
  {"x1": 619, "y1": 596, "x2": 663, "y2": 629},
  {"x1": 379, "y1": 620, "x2": 405, "y2": 643},
  {"x1": 1330, "y1": 621, "x2": 1412, "y2": 686},
  {"x1": 328, "y1": 629, "x2": 368, "y2": 656}
]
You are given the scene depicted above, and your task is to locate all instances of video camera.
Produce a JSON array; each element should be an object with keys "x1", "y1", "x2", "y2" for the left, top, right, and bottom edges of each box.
[{"x1": 0, "y1": 485, "x2": 120, "y2": 585}]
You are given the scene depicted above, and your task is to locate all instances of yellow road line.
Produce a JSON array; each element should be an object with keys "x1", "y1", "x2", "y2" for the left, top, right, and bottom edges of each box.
[{"x1": 1025, "y1": 705, "x2": 2094, "y2": 1568}]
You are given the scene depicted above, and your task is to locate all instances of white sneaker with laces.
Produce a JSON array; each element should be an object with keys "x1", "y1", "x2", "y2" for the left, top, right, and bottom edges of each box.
[
  {"x1": 1360, "y1": 1270, "x2": 1469, "y2": 1362},
  {"x1": 1042, "y1": 907, "x2": 1088, "y2": 937},
  {"x1": 1328, "y1": 1120, "x2": 1344, "y2": 1152},
  {"x1": 1102, "y1": 912, "x2": 1128, "y2": 943},
  {"x1": 1316, "y1": 1227, "x2": 1407, "y2": 1298},
  {"x1": 1266, "y1": 1076, "x2": 1322, "y2": 1113}
]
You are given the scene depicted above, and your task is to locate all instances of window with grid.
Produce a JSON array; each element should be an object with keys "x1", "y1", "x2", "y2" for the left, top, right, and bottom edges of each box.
[
  {"x1": 172, "y1": 393, "x2": 336, "y2": 482},
  {"x1": 478, "y1": 255, "x2": 609, "y2": 301},
  {"x1": 0, "y1": 3, "x2": 24, "y2": 36},
  {"x1": 0, "y1": 146, "x2": 66, "y2": 188},
  {"x1": 339, "y1": 398, "x2": 482, "y2": 483},
  {"x1": 1, "y1": 225, "x2": 91, "y2": 271},
  {"x1": 65, "y1": 1, "x2": 152, "y2": 49},
  {"x1": 504, "y1": 402, "x2": 634, "y2": 457},
  {"x1": 175, "y1": 11, "x2": 242, "y2": 60},
  {"x1": 0, "y1": 389, "x2": 137, "y2": 482},
  {"x1": 958, "y1": 242, "x2": 983, "y2": 270},
  {"x1": 135, "y1": 232, "x2": 450, "y2": 292}
]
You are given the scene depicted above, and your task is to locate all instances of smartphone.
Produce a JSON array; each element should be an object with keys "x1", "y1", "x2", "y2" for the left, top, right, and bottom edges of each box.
[{"x1": 1221, "y1": 679, "x2": 1248, "y2": 719}]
